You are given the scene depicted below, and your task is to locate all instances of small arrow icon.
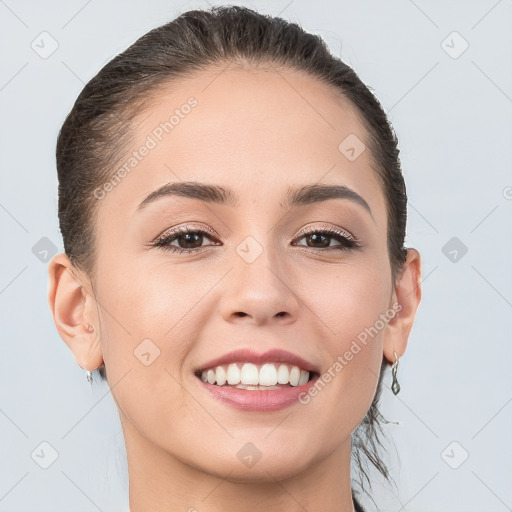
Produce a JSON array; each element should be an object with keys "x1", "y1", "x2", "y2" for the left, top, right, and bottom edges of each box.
[
  {"x1": 338, "y1": 134, "x2": 365, "y2": 161},
  {"x1": 134, "y1": 339, "x2": 160, "y2": 366},
  {"x1": 30, "y1": 31, "x2": 59, "y2": 59},
  {"x1": 236, "y1": 236, "x2": 263, "y2": 263},
  {"x1": 31, "y1": 441, "x2": 59, "y2": 469},
  {"x1": 32, "y1": 237, "x2": 58, "y2": 262},
  {"x1": 236, "y1": 442, "x2": 262, "y2": 467},
  {"x1": 442, "y1": 236, "x2": 468, "y2": 263},
  {"x1": 440, "y1": 31, "x2": 469, "y2": 59},
  {"x1": 441, "y1": 440, "x2": 469, "y2": 469}
]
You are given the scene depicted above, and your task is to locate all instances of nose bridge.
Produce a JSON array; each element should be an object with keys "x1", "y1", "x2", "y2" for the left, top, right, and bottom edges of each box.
[{"x1": 218, "y1": 233, "x2": 300, "y2": 325}]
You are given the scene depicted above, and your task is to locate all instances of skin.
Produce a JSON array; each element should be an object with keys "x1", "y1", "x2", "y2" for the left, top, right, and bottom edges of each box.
[{"x1": 48, "y1": 62, "x2": 421, "y2": 512}]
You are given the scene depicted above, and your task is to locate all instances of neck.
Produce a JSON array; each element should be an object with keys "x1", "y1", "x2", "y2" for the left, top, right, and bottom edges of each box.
[{"x1": 121, "y1": 417, "x2": 356, "y2": 512}]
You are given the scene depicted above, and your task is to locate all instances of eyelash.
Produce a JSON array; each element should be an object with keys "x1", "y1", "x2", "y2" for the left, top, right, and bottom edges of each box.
[{"x1": 152, "y1": 225, "x2": 361, "y2": 254}]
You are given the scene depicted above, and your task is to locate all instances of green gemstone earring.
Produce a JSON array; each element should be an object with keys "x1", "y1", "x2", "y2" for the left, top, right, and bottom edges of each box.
[{"x1": 391, "y1": 351, "x2": 401, "y2": 395}]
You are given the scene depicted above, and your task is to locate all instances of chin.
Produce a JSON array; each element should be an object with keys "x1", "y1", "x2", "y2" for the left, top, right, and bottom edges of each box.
[{"x1": 182, "y1": 439, "x2": 321, "y2": 483}]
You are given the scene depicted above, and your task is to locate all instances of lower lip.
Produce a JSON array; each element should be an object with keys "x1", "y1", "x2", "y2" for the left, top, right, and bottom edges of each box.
[{"x1": 196, "y1": 375, "x2": 319, "y2": 412}]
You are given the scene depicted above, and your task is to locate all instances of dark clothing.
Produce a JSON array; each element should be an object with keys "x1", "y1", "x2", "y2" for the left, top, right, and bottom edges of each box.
[{"x1": 353, "y1": 495, "x2": 365, "y2": 512}]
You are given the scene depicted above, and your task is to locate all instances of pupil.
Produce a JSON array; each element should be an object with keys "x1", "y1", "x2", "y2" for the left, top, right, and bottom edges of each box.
[
  {"x1": 308, "y1": 233, "x2": 329, "y2": 248},
  {"x1": 181, "y1": 232, "x2": 202, "y2": 248}
]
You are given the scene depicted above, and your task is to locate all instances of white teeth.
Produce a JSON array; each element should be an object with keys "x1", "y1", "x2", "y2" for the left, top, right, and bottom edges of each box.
[
  {"x1": 240, "y1": 363, "x2": 259, "y2": 385},
  {"x1": 298, "y1": 369, "x2": 309, "y2": 386},
  {"x1": 289, "y1": 366, "x2": 300, "y2": 386},
  {"x1": 259, "y1": 363, "x2": 278, "y2": 386},
  {"x1": 226, "y1": 363, "x2": 241, "y2": 385},
  {"x1": 215, "y1": 366, "x2": 227, "y2": 386},
  {"x1": 199, "y1": 362, "x2": 311, "y2": 388},
  {"x1": 277, "y1": 364, "x2": 289, "y2": 384}
]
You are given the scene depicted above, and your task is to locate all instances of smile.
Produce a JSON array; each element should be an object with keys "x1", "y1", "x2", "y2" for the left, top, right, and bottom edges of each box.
[{"x1": 197, "y1": 362, "x2": 315, "y2": 389}]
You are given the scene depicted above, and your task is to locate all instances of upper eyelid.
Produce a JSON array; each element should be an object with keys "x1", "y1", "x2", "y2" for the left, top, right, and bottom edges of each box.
[
  {"x1": 295, "y1": 224, "x2": 355, "y2": 241},
  {"x1": 153, "y1": 224, "x2": 219, "y2": 244},
  {"x1": 154, "y1": 224, "x2": 356, "y2": 245}
]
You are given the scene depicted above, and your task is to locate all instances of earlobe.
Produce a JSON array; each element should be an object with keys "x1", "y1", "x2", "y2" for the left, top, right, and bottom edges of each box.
[
  {"x1": 383, "y1": 248, "x2": 422, "y2": 364},
  {"x1": 47, "y1": 253, "x2": 103, "y2": 371}
]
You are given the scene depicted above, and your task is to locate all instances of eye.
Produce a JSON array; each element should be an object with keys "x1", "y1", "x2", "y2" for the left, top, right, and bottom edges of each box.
[
  {"x1": 292, "y1": 226, "x2": 361, "y2": 252},
  {"x1": 152, "y1": 225, "x2": 221, "y2": 253},
  {"x1": 151, "y1": 225, "x2": 361, "y2": 254}
]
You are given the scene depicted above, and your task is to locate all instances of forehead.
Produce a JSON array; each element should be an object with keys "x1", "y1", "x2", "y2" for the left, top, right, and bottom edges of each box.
[{"x1": 97, "y1": 63, "x2": 386, "y2": 227}]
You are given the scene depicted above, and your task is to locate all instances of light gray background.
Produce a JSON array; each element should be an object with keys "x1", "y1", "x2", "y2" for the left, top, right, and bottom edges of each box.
[{"x1": 1, "y1": 1, "x2": 511, "y2": 511}]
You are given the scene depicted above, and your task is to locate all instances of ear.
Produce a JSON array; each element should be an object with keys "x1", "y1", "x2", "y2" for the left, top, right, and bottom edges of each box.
[
  {"x1": 383, "y1": 248, "x2": 422, "y2": 364},
  {"x1": 47, "y1": 253, "x2": 103, "y2": 371}
]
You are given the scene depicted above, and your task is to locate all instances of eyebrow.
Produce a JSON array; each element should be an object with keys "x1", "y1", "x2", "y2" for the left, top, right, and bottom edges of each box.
[{"x1": 136, "y1": 181, "x2": 373, "y2": 218}]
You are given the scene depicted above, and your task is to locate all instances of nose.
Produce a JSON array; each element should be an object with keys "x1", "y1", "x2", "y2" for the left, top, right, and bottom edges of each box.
[{"x1": 218, "y1": 247, "x2": 300, "y2": 327}]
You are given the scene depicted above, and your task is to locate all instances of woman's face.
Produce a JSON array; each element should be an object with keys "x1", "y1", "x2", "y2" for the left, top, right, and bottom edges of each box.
[{"x1": 87, "y1": 64, "x2": 398, "y2": 480}]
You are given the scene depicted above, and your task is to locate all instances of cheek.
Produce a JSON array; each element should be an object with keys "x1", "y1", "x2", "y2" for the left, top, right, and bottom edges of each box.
[
  {"x1": 304, "y1": 258, "x2": 391, "y2": 345},
  {"x1": 301, "y1": 259, "x2": 390, "y2": 405},
  {"x1": 98, "y1": 255, "x2": 203, "y2": 335},
  {"x1": 95, "y1": 257, "x2": 216, "y2": 390}
]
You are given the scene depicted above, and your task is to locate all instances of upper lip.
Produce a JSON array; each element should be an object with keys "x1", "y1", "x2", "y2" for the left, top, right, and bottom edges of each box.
[{"x1": 195, "y1": 348, "x2": 320, "y2": 375}]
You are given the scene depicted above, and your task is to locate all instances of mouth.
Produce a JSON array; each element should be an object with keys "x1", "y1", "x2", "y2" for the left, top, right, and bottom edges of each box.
[
  {"x1": 194, "y1": 362, "x2": 320, "y2": 390},
  {"x1": 193, "y1": 348, "x2": 321, "y2": 411}
]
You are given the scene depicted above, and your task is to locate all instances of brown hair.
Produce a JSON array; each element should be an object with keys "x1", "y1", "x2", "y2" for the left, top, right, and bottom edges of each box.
[{"x1": 56, "y1": 5, "x2": 407, "y2": 504}]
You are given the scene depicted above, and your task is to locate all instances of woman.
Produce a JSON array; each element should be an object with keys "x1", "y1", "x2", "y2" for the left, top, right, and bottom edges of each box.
[{"x1": 48, "y1": 6, "x2": 421, "y2": 511}]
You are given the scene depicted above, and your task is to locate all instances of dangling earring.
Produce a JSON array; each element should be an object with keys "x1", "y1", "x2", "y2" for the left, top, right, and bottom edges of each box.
[
  {"x1": 391, "y1": 351, "x2": 401, "y2": 395},
  {"x1": 84, "y1": 325, "x2": 95, "y2": 387},
  {"x1": 86, "y1": 369, "x2": 93, "y2": 387}
]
